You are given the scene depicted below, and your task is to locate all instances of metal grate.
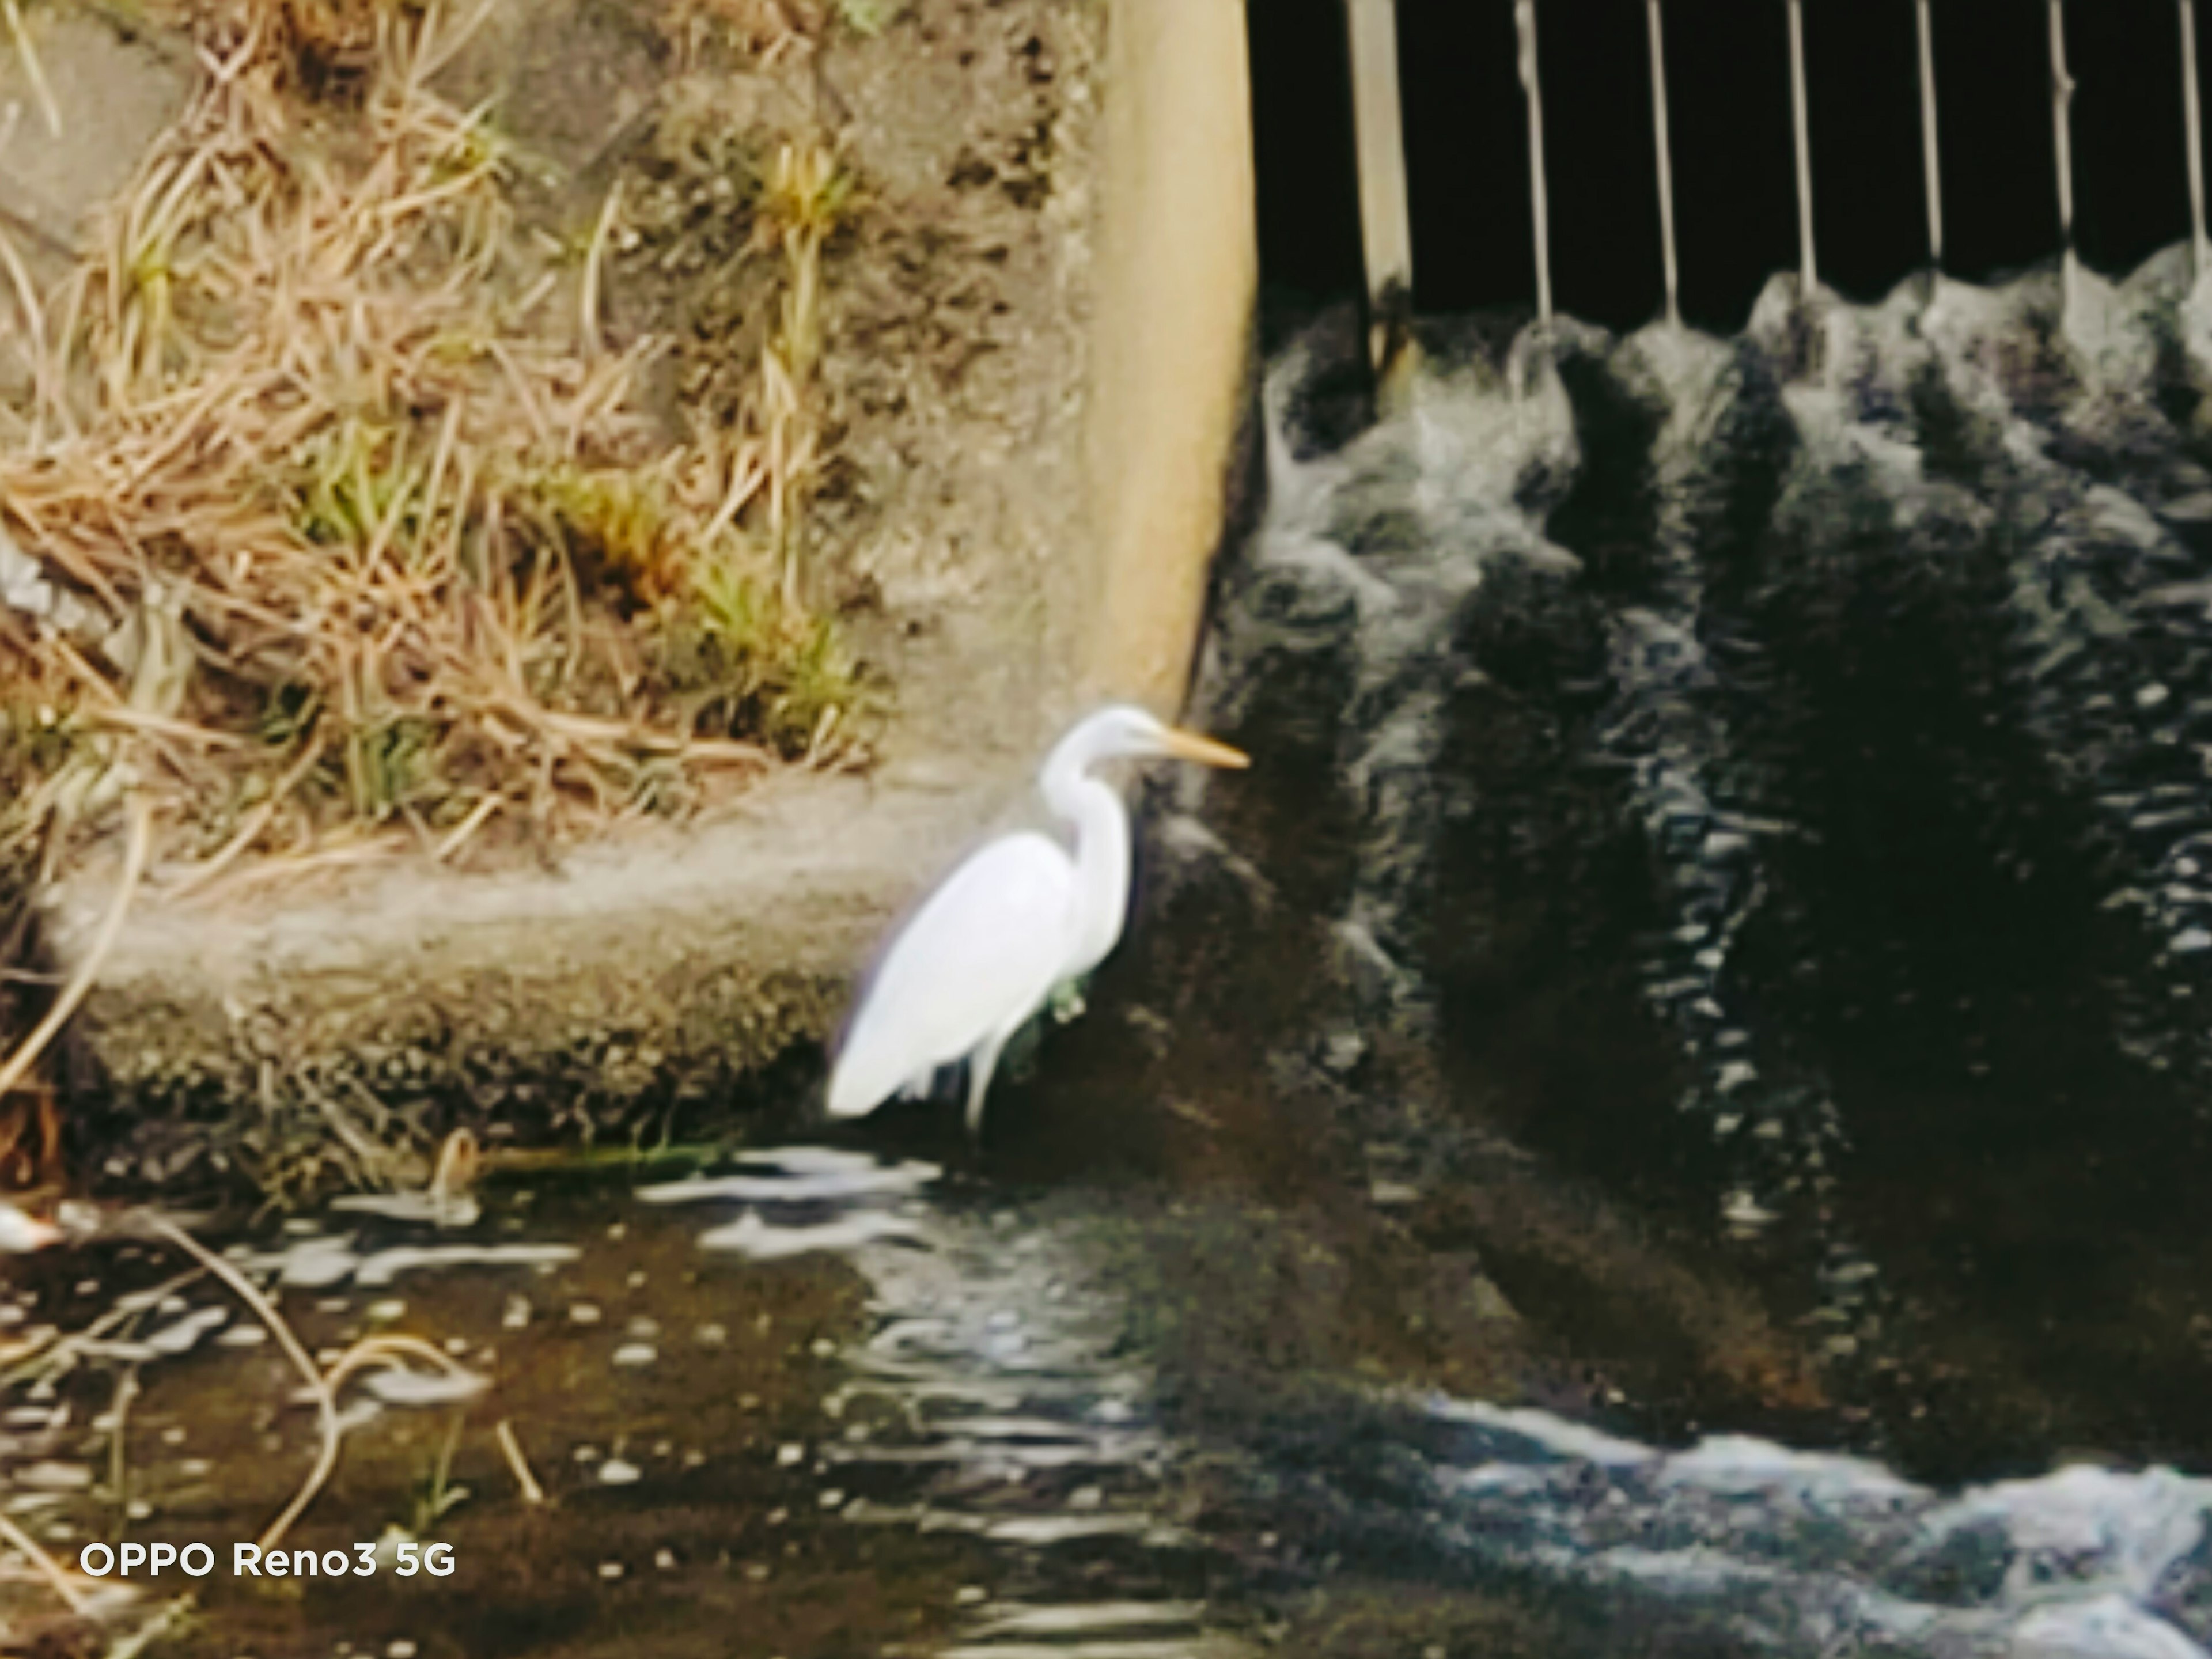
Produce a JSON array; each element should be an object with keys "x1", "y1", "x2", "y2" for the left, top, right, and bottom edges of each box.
[{"x1": 1286, "y1": 0, "x2": 2212, "y2": 349}]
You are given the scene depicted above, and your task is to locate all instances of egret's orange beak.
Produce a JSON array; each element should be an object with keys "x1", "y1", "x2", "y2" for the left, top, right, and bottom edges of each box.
[{"x1": 1160, "y1": 727, "x2": 1250, "y2": 769}]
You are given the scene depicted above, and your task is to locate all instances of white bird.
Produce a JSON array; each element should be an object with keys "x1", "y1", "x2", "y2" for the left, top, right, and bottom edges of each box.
[
  {"x1": 827, "y1": 704, "x2": 1249, "y2": 1138},
  {"x1": 0, "y1": 1200, "x2": 62, "y2": 1253}
]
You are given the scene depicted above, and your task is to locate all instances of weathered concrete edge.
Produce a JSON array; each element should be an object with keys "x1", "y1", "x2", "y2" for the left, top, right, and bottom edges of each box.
[
  {"x1": 1084, "y1": 0, "x2": 1258, "y2": 715},
  {"x1": 48, "y1": 770, "x2": 1016, "y2": 1176},
  {"x1": 32, "y1": 0, "x2": 1268, "y2": 1181}
]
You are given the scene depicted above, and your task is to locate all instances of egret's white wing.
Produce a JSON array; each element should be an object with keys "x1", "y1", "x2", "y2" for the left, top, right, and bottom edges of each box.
[{"x1": 827, "y1": 832, "x2": 1077, "y2": 1118}]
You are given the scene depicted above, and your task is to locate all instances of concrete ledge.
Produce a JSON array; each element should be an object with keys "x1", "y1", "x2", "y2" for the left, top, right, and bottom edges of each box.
[{"x1": 52, "y1": 767, "x2": 1017, "y2": 1173}]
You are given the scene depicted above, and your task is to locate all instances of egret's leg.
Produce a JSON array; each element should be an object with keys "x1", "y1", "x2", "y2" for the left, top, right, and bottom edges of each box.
[{"x1": 963, "y1": 1032, "x2": 1010, "y2": 1144}]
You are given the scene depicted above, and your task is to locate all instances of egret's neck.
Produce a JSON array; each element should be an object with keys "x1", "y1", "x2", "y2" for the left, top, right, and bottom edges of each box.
[{"x1": 1042, "y1": 750, "x2": 1130, "y2": 978}]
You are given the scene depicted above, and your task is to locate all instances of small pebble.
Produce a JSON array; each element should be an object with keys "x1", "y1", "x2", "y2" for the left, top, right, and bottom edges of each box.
[
  {"x1": 218, "y1": 1326, "x2": 267, "y2": 1348},
  {"x1": 599, "y1": 1562, "x2": 624, "y2": 1581},
  {"x1": 627, "y1": 1317, "x2": 660, "y2": 1340},
  {"x1": 817, "y1": 1488, "x2": 845, "y2": 1509},
  {"x1": 955, "y1": 1586, "x2": 986, "y2": 1605},
  {"x1": 599, "y1": 1459, "x2": 641, "y2": 1486},
  {"x1": 605, "y1": 1223, "x2": 627, "y2": 1242},
  {"x1": 626, "y1": 1270, "x2": 647, "y2": 1289},
  {"x1": 775, "y1": 1444, "x2": 805, "y2": 1467},
  {"x1": 654, "y1": 1548, "x2": 676, "y2": 1571},
  {"x1": 503, "y1": 1297, "x2": 531, "y2": 1330},
  {"x1": 569, "y1": 1303, "x2": 602, "y2": 1325},
  {"x1": 573, "y1": 1445, "x2": 603, "y2": 1464},
  {"x1": 388, "y1": 1643, "x2": 418, "y2": 1659},
  {"x1": 367, "y1": 1300, "x2": 405, "y2": 1323},
  {"x1": 612, "y1": 1344, "x2": 657, "y2": 1368},
  {"x1": 159, "y1": 1427, "x2": 187, "y2": 1446},
  {"x1": 694, "y1": 1323, "x2": 726, "y2": 1347}
]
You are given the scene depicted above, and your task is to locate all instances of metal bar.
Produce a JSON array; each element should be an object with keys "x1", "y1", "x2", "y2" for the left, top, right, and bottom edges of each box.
[
  {"x1": 1517, "y1": 0, "x2": 1553, "y2": 328},
  {"x1": 1344, "y1": 0, "x2": 1414, "y2": 368},
  {"x1": 1647, "y1": 0, "x2": 1681, "y2": 327},
  {"x1": 2050, "y1": 0, "x2": 2079, "y2": 320},
  {"x1": 1916, "y1": 0, "x2": 1944, "y2": 273},
  {"x1": 1786, "y1": 0, "x2": 1817, "y2": 297},
  {"x1": 2185, "y1": 0, "x2": 2209, "y2": 286}
]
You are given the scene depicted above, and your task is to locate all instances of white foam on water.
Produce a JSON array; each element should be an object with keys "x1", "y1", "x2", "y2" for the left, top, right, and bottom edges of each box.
[
  {"x1": 1415, "y1": 1395, "x2": 2212, "y2": 1657},
  {"x1": 697, "y1": 1209, "x2": 923, "y2": 1259},
  {"x1": 1656, "y1": 1434, "x2": 1926, "y2": 1509},
  {"x1": 248, "y1": 1238, "x2": 579, "y2": 1288},
  {"x1": 637, "y1": 1161, "x2": 938, "y2": 1206},
  {"x1": 734, "y1": 1146, "x2": 938, "y2": 1179},
  {"x1": 1423, "y1": 1395, "x2": 1656, "y2": 1469},
  {"x1": 1919, "y1": 1463, "x2": 2211, "y2": 1602}
]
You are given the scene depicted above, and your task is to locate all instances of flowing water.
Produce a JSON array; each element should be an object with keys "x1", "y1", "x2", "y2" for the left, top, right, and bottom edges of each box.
[
  {"x1": 5, "y1": 1145, "x2": 2211, "y2": 1656},
  {"x1": 15, "y1": 255, "x2": 2212, "y2": 1656}
]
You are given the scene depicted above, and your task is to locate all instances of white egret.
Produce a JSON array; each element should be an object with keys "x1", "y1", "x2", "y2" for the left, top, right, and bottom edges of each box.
[{"x1": 826, "y1": 704, "x2": 1249, "y2": 1137}]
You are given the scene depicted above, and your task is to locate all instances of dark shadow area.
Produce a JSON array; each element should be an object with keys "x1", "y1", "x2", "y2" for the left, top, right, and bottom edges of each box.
[
  {"x1": 1247, "y1": 0, "x2": 2209, "y2": 335},
  {"x1": 1248, "y1": 0, "x2": 1368, "y2": 353}
]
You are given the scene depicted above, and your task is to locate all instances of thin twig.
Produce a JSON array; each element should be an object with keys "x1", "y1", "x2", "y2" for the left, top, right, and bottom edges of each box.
[
  {"x1": 431, "y1": 793, "x2": 502, "y2": 864},
  {"x1": 0, "y1": 1266, "x2": 206, "y2": 1388},
  {"x1": 580, "y1": 180, "x2": 622, "y2": 358},
  {"x1": 3, "y1": 0, "x2": 60, "y2": 140},
  {"x1": 494, "y1": 1418, "x2": 545, "y2": 1505},
  {"x1": 139, "y1": 1214, "x2": 338, "y2": 1555},
  {"x1": 0, "y1": 796, "x2": 150, "y2": 1106},
  {"x1": 107, "y1": 1363, "x2": 142, "y2": 1540},
  {"x1": 0, "y1": 1510, "x2": 86, "y2": 1615},
  {"x1": 162, "y1": 734, "x2": 329, "y2": 900}
]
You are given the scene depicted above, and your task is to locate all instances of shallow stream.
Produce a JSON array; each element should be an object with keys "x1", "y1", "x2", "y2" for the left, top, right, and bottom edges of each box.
[
  {"x1": 18, "y1": 257, "x2": 2212, "y2": 1656},
  {"x1": 4, "y1": 1142, "x2": 2210, "y2": 1658}
]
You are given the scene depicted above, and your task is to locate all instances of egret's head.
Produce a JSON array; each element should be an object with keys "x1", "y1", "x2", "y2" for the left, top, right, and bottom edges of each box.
[{"x1": 1056, "y1": 704, "x2": 1251, "y2": 774}]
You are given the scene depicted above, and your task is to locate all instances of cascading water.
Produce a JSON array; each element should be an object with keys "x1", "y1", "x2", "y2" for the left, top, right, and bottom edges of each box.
[{"x1": 976, "y1": 245, "x2": 2212, "y2": 1649}]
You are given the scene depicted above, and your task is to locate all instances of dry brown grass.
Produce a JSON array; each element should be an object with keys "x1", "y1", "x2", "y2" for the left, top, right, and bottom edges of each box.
[{"x1": 0, "y1": 0, "x2": 869, "y2": 881}]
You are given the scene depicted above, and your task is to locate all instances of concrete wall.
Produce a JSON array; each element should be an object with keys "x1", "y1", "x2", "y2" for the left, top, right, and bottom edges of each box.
[{"x1": 1083, "y1": 0, "x2": 1258, "y2": 717}]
